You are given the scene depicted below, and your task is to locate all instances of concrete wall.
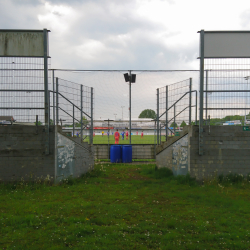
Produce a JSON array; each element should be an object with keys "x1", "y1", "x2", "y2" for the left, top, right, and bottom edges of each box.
[
  {"x1": 172, "y1": 134, "x2": 188, "y2": 176},
  {"x1": 56, "y1": 132, "x2": 94, "y2": 183},
  {"x1": 156, "y1": 134, "x2": 188, "y2": 175},
  {"x1": 156, "y1": 125, "x2": 250, "y2": 180},
  {"x1": 0, "y1": 125, "x2": 55, "y2": 181},
  {"x1": 189, "y1": 125, "x2": 250, "y2": 180},
  {"x1": 93, "y1": 144, "x2": 155, "y2": 159},
  {"x1": 0, "y1": 125, "x2": 94, "y2": 182}
]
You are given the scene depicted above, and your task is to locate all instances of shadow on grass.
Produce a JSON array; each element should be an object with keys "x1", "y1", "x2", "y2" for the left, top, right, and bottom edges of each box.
[{"x1": 141, "y1": 165, "x2": 197, "y2": 186}]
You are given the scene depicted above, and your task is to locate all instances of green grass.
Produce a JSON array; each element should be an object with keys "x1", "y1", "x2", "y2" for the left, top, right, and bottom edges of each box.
[
  {"x1": 83, "y1": 135, "x2": 167, "y2": 144},
  {"x1": 1, "y1": 164, "x2": 250, "y2": 249}
]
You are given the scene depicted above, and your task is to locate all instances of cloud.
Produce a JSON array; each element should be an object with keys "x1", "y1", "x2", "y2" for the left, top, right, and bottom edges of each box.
[{"x1": 2, "y1": 0, "x2": 250, "y2": 120}]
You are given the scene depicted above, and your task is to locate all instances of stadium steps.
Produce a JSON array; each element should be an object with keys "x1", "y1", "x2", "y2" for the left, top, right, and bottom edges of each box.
[
  {"x1": 156, "y1": 126, "x2": 190, "y2": 155},
  {"x1": 57, "y1": 126, "x2": 92, "y2": 153}
]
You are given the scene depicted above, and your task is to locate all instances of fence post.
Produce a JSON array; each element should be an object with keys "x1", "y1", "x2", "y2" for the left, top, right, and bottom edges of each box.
[
  {"x1": 129, "y1": 70, "x2": 132, "y2": 145},
  {"x1": 90, "y1": 87, "x2": 94, "y2": 145},
  {"x1": 205, "y1": 70, "x2": 208, "y2": 125},
  {"x1": 56, "y1": 77, "x2": 59, "y2": 125},
  {"x1": 157, "y1": 88, "x2": 159, "y2": 145},
  {"x1": 189, "y1": 78, "x2": 192, "y2": 125},
  {"x1": 199, "y1": 29, "x2": 205, "y2": 155},
  {"x1": 166, "y1": 85, "x2": 168, "y2": 141},
  {"x1": 80, "y1": 85, "x2": 83, "y2": 142},
  {"x1": 154, "y1": 121, "x2": 156, "y2": 159},
  {"x1": 174, "y1": 104, "x2": 176, "y2": 135},
  {"x1": 195, "y1": 90, "x2": 198, "y2": 125},
  {"x1": 52, "y1": 69, "x2": 55, "y2": 125},
  {"x1": 48, "y1": 90, "x2": 50, "y2": 126},
  {"x1": 43, "y1": 28, "x2": 49, "y2": 155},
  {"x1": 73, "y1": 105, "x2": 75, "y2": 137},
  {"x1": 160, "y1": 126, "x2": 162, "y2": 144}
]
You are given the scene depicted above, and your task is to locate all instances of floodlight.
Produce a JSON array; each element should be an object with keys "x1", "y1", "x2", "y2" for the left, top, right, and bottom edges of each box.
[
  {"x1": 124, "y1": 73, "x2": 129, "y2": 82},
  {"x1": 131, "y1": 74, "x2": 136, "y2": 83}
]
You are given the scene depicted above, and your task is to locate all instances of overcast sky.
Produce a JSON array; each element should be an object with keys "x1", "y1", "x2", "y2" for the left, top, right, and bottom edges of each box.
[
  {"x1": 1, "y1": 0, "x2": 250, "y2": 70},
  {"x1": 1, "y1": 0, "x2": 250, "y2": 122}
]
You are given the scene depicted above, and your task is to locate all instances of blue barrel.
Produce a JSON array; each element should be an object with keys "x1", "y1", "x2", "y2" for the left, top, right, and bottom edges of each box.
[
  {"x1": 122, "y1": 145, "x2": 132, "y2": 163},
  {"x1": 110, "y1": 145, "x2": 122, "y2": 163}
]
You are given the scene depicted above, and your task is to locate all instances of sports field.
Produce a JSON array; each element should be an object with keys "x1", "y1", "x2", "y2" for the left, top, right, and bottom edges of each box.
[{"x1": 83, "y1": 135, "x2": 166, "y2": 144}]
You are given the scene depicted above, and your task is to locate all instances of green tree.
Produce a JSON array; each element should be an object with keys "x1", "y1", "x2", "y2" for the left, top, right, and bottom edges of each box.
[
  {"x1": 180, "y1": 121, "x2": 187, "y2": 127},
  {"x1": 191, "y1": 121, "x2": 199, "y2": 125},
  {"x1": 75, "y1": 116, "x2": 89, "y2": 127},
  {"x1": 138, "y1": 109, "x2": 156, "y2": 119},
  {"x1": 170, "y1": 122, "x2": 178, "y2": 127}
]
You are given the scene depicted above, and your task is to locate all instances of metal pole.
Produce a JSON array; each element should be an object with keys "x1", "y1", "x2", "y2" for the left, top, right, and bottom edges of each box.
[
  {"x1": 73, "y1": 105, "x2": 75, "y2": 137},
  {"x1": 205, "y1": 70, "x2": 208, "y2": 125},
  {"x1": 199, "y1": 30, "x2": 205, "y2": 155},
  {"x1": 105, "y1": 119, "x2": 114, "y2": 159},
  {"x1": 195, "y1": 90, "x2": 198, "y2": 125},
  {"x1": 166, "y1": 85, "x2": 168, "y2": 141},
  {"x1": 189, "y1": 78, "x2": 192, "y2": 125},
  {"x1": 129, "y1": 70, "x2": 132, "y2": 145},
  {"x1": 48, "y1": 90, "x2": 50, "y2": 125},
  {"x1": 157, "y1": 88, "x2": 159, "y2": 145},
  {"x1": 90, "y1": 87, "x2": 94, "y2": 145},
  {"x1": 160, "y1": 126, "x2": 162, "y2": 144},
  {"x1": 52, "y1": 69, "x2": 55, "y2": 125},
  {"x1": 154, "y1": 121, "x2": 156, "y2": 159},
  {"x1": 56, "y1": 77, "x2": 59, "y2": 125},
  {"x1": 80, "y1": 85, "x2": 83, "y2": 142},
  {"x1": 43, "y1": 29, "x2": 49, "y2": 155},
  {"x1": 174, "y1": 104, "x2": 176, "y2": 135}
]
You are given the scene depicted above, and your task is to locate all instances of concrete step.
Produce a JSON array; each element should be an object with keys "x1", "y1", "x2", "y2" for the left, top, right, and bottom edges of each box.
[{"x1": 156, "y1": 126, "x2": 190, "y2": 154}]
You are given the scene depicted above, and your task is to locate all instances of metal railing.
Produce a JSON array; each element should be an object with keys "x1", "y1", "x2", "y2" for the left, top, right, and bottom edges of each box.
[
  {"x1": 52, "y1": 77, "x2": 94, "y2": 144},
  {"x1": 156, "y1": 78, "x2": 197, "y2": 145}
]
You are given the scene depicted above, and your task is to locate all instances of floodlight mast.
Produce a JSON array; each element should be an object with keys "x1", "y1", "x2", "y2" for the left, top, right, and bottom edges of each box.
[
  {"x1": 129, "y1": 71, "x2": 132, "y2": 144},
  {"x1": 123, "y1": 71, "x2": 136, "y2": 144}
]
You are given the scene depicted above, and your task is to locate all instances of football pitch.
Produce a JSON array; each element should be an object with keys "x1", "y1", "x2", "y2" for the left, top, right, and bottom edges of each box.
[{"x1": 83, "y1": 135, "x2": 166, "y2": 144}]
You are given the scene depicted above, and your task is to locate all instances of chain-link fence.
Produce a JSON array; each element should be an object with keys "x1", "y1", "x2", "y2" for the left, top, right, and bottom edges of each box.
[
  {"x1": 52, "y1": 70, "x2": 200, "y2": 145},
  {"x1": 0, "y1": 57, "x2": 51, "y2": 124},
  {"x1": 204, "y1": 59, "x2": 250, "y2": 125},
  {"x1": 157, "y1": 78, "x2": 197, "y2": 144},
  {"x1": 53, "y1": 77, "x2": 94, "y2": 143}
]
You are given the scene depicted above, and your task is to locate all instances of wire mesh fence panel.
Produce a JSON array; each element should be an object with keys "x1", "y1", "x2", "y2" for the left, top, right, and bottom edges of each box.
[
  {"x1": 204, "y1": 58, "x2": 250, "y2": 125},
  {"x1": 0, "y1": 57, "x2": 51, "y2": 124},
  {"x1": 53, "y1": 70, "x2": 199, "y2": 144},
  {"x1": 55, "y1": 78, "x2": 93, "y2": 140},
  {"x1": 168, "y1": 79, "x2": 190, "y2": 128},
  {"x1": 158, "y1": 78, "x2": 197, "y2": 142}
]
